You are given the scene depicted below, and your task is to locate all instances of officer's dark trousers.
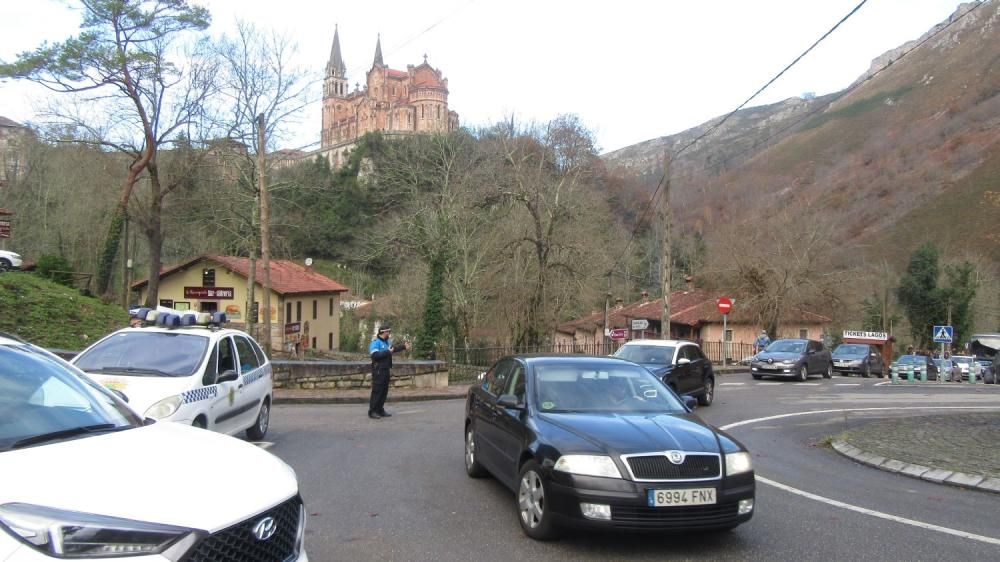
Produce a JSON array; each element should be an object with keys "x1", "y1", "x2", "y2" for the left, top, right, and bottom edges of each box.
[{"x1": 369, "y1": 368, "x2": 390, "y2": 414}]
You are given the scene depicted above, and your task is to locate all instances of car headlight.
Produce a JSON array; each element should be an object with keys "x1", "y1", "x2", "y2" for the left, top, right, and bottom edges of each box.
[
  {"x1": 554, "y1": 455, "x2": 623, "y2": 479},
  {"x1": 0, "y1": 503, "x2": 197, "y2": 559},
  {"x1": 726, "y1": 452, "x2": 753, "y2": 476},
  {"x1": 144, "y1": 395, "x2": 183, "y2": 419}
]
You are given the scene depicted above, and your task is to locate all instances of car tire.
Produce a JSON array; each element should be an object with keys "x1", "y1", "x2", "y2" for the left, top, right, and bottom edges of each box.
[
  {"x1": 0, "y1": 258, "x2": 10, "y2": 272},
  {"x1": 797, "y1": 365, "x2": 808, "y2": 382},
  {"x1": 517, "y1": 460, "x2": 558, "y2": 540},
  {"x1": 862, "y1": 363, "x2": 871, "y2": 378},
  {"x1": 751, "y1": 373, "x2": 762, "y2": 380},
  {"x1": 465, "y1": 424, "x2": 488, "y2": 478},
  {"x1": 246, "y1": 400, "x2": 270, "y2": 441},
  {"x1": 823, "y1": 364, "x2": 833, "y2": 379},
  {"x1": 697, "y1": 378, "x2": 714, "y2": 406}
]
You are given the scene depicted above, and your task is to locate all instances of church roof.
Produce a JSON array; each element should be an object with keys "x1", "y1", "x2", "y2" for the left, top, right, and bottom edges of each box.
[
  {"x1": 327, "y1": 25, "x2": 346, "y2": 77},
  {"x1": 373, "y1": 34, "x2": 383, "y2": 66}
]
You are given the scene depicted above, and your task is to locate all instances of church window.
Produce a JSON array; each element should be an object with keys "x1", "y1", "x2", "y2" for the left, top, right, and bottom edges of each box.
[
  {"x1": 437, "y1": 105, "x2": 441, "y2": 119},
  {"x1": 421, "y1": 105, "x2": 424, "y2": 118}
]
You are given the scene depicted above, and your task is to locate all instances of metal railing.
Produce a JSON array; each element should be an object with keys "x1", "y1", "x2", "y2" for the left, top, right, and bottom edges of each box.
[{"x1": 437, "y1": 340, "x2": 758, "y2": 383}]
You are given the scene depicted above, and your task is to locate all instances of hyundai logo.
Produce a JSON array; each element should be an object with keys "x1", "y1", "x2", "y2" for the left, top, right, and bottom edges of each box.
[
  {"x1": 252, "y1": 516, "x2": 277, "y2": 541},
  {"x1": 667, "y1": 451, "x2": 685, "y2": 465}
]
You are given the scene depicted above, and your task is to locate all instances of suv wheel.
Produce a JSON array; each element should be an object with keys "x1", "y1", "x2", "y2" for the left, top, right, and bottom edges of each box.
[
  {"x1": 0, "y1": 259, "x2": 10, "y2": 272},
  {"x1": 697, "y1": 378, "x2": 714, "y2": 406},
  {"x1": 823, "y1": 364, "x2": 833, "y2": 379},
  {"x1": 797, "y1": 364, "x2": 808, "y2": 382}
]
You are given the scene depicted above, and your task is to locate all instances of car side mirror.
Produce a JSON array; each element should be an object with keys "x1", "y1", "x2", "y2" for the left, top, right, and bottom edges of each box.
[
  {"x1": 682, "y1": 395, "x2": 698, "y2": 410},
  {"x1": 217, "y1": 369, "x2": 239, "y2": 383},
  {"x1": 677, "y1": 358, "x2": 691, "y2": 365},
  {"x1": 497, "y1": 394, "x2": 524, "y2": 410}
]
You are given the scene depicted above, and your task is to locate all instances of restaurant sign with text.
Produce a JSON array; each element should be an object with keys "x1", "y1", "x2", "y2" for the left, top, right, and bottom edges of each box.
[{"x1": 184, "y1": 286, "x2": 235, "y2": 300}]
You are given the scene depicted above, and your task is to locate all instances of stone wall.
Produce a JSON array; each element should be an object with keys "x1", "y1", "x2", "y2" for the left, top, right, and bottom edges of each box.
[{"x1": 272, "y1": 359, "x2": 449, "y2": 390}]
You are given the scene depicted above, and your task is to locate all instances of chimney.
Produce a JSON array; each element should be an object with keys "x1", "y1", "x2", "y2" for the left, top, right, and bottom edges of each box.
[
  {"x1": 641, "y1": 291, "x2": 649, "y2": 303},
  {"x1": 614, "y1": 298, "x2": 624, "y2": 309}
]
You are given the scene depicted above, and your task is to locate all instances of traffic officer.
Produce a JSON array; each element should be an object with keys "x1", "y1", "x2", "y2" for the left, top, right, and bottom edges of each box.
[{"x1": 368, "y1": 324, "x2": 410, "y2": 419}]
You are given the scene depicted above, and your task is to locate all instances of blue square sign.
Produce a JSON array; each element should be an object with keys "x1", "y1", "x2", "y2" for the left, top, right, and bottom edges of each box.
[{"x1": 932, "y1": 325, "x2": 953, "y2": 343}]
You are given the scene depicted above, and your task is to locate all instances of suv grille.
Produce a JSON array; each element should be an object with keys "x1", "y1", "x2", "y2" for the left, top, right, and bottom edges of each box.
[
  {"x1": 626, "y1": 453, "x2": 720, "y2": 480},
  {"x1": 184, "y1": 496, "x2": 301, "y2": 562}
]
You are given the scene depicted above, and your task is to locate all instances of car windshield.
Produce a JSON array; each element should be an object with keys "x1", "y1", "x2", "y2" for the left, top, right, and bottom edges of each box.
[
  {"x1": 0, "y1": 345, "x2": 142, "y2": 452},
  {"x1": 897, "y1": 355, "x2": 926, "y2": 365},
  {"x1": 613, "y1": 345, "x2": 676, "y2": 365},
  {"x1": 73, "y1": 331, "x2": 210, "y2": 377},
  {"x1": 833, "y1": 344, "x2": 868, "y2": 357},
  {"x1": 533, "y1": 362, "x2": 685, "y2": 414},
  {"x1": 952, "y1": 356, "x2": 974, "y2": 366},
  {"x1": 764, "y1": 340, "x2": 805, "y2": 353}
]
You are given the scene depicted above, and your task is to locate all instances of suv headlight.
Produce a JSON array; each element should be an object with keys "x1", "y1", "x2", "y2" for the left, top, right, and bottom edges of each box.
[
  {"x1": 0, "y1": 503, "x2": 198, "y2": 559},
  {"x1": 726, "y1": 452, "x2": 753, "y2": 475},
  {"x1": 554, "y1": 455, "x2": 622, "y2": 479},
  {"x1": 145, "y1": 395, "x2": 183, "y2": 419}
]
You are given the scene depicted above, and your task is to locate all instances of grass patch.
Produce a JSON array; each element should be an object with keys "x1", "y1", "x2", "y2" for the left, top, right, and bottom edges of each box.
[{"x1": 0, "y1": 272, "x2": 127, "y2": 351}]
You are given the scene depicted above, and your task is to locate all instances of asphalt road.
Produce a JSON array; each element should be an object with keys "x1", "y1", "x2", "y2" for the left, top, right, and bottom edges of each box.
[{"x1": 262, "y1": 372, "x2": 1000, "y2": 561}]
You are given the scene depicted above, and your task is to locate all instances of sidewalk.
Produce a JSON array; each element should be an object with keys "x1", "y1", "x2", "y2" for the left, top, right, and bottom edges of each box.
[
  {"x1": 274, "y1": 383, "x2": 471, "y2": 404},
  {"x1": 832, "y1": 412, "x2": 1000, "y2": 495}
]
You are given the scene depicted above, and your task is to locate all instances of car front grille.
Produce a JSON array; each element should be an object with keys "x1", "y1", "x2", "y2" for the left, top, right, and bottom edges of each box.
[
  {"x1": 184, "y1": 496, "x2": 301, "y2": 562},
  {"x1": 625, "y1": 453, "x2": 721, "y2": 480},
  {"x1": 611, "y1": 501, "x2": 739, "y2": 528}
]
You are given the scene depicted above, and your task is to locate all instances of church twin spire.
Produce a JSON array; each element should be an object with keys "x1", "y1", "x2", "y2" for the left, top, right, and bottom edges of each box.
[{"x1": 326, "y1": 25, "x2": 346, "y2": 79}]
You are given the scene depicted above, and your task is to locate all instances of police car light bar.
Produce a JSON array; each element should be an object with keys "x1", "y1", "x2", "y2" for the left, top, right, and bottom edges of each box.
[{"x1": 129, "y1": 308, "x2": 227, "y2": 329}]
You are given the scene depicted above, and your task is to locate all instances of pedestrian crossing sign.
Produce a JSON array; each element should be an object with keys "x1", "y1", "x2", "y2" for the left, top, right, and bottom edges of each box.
[{"x1": 932, "y1": 325, "x2": 953, "y2": 343}]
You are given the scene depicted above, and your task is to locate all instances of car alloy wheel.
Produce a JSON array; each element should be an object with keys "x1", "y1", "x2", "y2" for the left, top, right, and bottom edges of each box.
[
  {"x1": 246, "y1": 400, "x2": 270, "y2": 440},
  {"x1": 823, "y1": 364, "x2": 833, "y2": 379},
  {"x1": 465, "y1": 426, "x2": 487, "y2": 478},
  {"x1": 798, "y1": 365, "x2": 808, "y2": 382},
  {"x1": 697, "y1": 378, "x2": 714, "y2": 406},
  {"x1": 863, "y1": 363, "x2": 871, "y2": 378},
  {"x1": 517, "y1": 460, "x2": 557, "y2": 540}
]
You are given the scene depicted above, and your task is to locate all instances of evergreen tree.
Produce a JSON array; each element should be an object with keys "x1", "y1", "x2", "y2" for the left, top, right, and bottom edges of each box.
[{"x1": 896, "y1": 243, "x2": 942, "y2": 349}]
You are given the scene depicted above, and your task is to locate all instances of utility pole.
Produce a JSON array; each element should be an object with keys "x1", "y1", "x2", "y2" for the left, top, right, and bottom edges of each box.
[
  {"x1": 121, "y1": 213, "x2": 129, "y2": 309},
  {"x1": 603, "y1": 275, "x2": 611, "y2": 354},
  {"x1": 257, "y1": 114, "x2": 272, "y2": 355},
  {"x1": 660, "y1": 151, "x2": 671, "y2": 339}
]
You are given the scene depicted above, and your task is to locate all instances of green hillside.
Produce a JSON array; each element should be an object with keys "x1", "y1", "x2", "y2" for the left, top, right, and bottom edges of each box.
[{"x1": 0, "y1": 272, "x2": 128, "y2": 350}]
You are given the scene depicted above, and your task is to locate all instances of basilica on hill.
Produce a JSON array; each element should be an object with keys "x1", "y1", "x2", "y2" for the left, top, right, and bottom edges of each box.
[{"x1": 297, "y1": 27, "x2": 459, "y2": 169}]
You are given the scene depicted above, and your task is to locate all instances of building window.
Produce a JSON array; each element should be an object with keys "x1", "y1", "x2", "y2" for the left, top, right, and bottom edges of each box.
[
  {"x1": 202, "y1": 268, "x2": 215, "y2": 287},
  {"x1": 437, "y1": 105, "x2": 441, "y2": 119},
  {"x1": 312, "y1": 337, "x2": 317, "y2": 349},
  {"x1": 329, "y1": 333, "x2": 333, "y2": 350},
  {"x1": 286, "y1": 302, "x2": 292, "y2": 323},
  {"x1": 799, "y1": 329, "x2": 809, "y2": 339},
  {"x1": 296, "y1": 301, "x2": 302, "y2": 322},
  {"x1": 329, "y1": 298, "x2": 334, "y2": 316},
  {"x1": 724, "y1": 329, "x2": 733, "y2": 342},
  {"x1": 312, "y1": 299, "x2": 317, "y2": 320},
  {"x1": 421, "y1": 105, "x2": 424, "y2": 118}
]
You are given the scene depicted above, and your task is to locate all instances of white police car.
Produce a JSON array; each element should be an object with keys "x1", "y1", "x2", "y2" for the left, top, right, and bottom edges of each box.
[
  {"x1": 0, "y1": 332, "x2": 308, "y2": 561},
  {"x1": 71, "y1": 308, "x2": 273, "y2": 440}
]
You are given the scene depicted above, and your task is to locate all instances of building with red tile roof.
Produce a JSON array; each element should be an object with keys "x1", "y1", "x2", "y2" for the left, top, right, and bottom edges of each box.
[{"x1": 132, "y1": 255, "x2": 349, "y2": 353}]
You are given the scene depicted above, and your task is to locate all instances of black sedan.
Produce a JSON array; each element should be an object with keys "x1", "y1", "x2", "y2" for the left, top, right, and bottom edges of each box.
[
  {"x1": 464, "y1": 355, "x2": 754, "y2": 540},
  {"x1": 750, "y1": 338, "x2": 832, "y2": 381}
]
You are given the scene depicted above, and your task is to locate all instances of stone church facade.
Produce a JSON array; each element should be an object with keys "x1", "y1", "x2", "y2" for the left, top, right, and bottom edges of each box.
[{"x1": 302, "y1": 28, "x2": 459, "y2": 169}]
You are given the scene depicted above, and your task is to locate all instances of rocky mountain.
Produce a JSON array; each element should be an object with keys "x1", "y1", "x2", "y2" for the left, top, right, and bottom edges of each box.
[{"x1": 603, "y1": 0, "x2": 1000, "y2": 267}]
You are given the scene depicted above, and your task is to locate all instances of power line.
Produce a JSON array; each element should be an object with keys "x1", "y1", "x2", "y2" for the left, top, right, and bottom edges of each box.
[{"x1": 607, "y1": 0, "x2": 872, "y2": 277}]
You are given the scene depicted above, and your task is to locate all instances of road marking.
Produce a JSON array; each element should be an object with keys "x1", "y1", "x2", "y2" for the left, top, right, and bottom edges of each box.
[
  {"x1": 720, "y1": 382, "x2": 746, "y2": 386},
  {"x1": 757, "y1": 382, "x2": 783, "y2": 385},
  {"x1": 755, "y1": 476, "x2": 1000, "y2": 546},
  {"x1": 835, "y1": 383, "x2": 861, "y2": 386},
  {"x1": 722, "y1": 407, "x2": 1000, "y2": 546}
]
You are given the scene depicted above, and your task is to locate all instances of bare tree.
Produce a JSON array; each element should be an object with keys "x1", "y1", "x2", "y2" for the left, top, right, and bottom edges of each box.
[{"x1": 0, "y1": 0, "x2": 212, "y2": 298}]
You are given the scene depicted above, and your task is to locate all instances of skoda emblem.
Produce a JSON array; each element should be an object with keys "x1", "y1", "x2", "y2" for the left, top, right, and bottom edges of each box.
[
  {"x1": 667, "y1": 451, "x2": 685, "y2": 465},
  {"x1": 252, "y1": 516, "x2": 277, "y2": 541}
]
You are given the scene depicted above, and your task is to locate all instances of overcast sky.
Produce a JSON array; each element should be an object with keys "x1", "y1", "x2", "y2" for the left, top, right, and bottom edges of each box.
[{"x1": 0, "y1": 0, "x2": 969, "y2": 154}]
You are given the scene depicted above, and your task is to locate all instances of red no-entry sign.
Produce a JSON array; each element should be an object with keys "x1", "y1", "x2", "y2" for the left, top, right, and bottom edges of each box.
[{"x1": 717, "y1": 297, "x2": 732, "y2": 315}]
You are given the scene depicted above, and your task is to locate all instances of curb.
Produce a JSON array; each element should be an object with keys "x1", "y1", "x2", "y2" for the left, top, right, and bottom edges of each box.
[
  {"x1": 831, "y1": 439, "x2": 1000, "y2": 495},
  {"x1": 273, "y1": 392, "x2": 466, "y2": 405}
]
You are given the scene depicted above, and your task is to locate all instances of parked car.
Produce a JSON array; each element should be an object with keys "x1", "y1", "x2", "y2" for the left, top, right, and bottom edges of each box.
[
  {"x1": 0, "y1": 332, "x2": 308, "y2": 561},
  {"x1": 750, "y1": 339, "x2": 832, "y2": 381},
  {"x1": 890, "y1": 354, "x2": 940, "y2": 381},
  {"x1": 611, "y1": 339, "x2": 715, "y2": 406},
  {"x1": 950, "y1": 355, "x2": 976, "y2": 381},
  {"x1": 71, "y1": 308, "x2": 272, "y2": 440},
  {"x1": 831, "y1": 343, "x2": 884, "y2": 378},
  {"x1": 464, "y1": 354, "x2": 754, "y2": 539},
  {"x1": 0, "y1": 249, "x2": 22, "y2": 272}
]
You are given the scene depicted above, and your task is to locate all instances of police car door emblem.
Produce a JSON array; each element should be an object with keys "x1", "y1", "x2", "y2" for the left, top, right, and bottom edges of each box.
[
  {"x1": 252, "y1": 516, "x2": 277, "y2": 541},
  {"x1": 667, "y1": 451, "x2": 685, "y2": 464}
]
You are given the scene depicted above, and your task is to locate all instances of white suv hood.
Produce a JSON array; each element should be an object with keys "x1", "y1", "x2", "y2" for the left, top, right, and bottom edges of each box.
[
  {"x1": 0, "y1": 422, "x2": 298, "y2": 532},
  {"x1": 82, "y1": 373, "x2": 194, "y2": 417}
]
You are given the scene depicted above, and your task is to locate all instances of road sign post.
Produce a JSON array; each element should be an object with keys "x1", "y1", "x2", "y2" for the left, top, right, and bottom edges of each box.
[{"x1": 717, "y1": 298, "x2": 733, "y2": 367}]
